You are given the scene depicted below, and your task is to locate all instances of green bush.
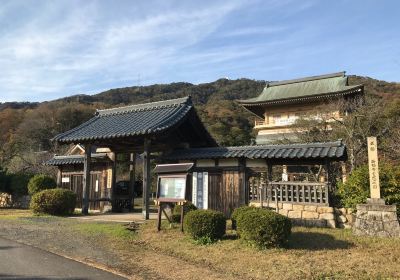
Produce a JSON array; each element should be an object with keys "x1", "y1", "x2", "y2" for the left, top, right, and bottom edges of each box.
[
  {"x1": 171, "y1": 202, "x2": 197, "y2": 223},
  {"x1": 337, "y1": 163, "x2": 400, "y2": 216},
  {"x1": 236, "y1": 208, "x2": 291, "y2": 248},
  {"x1": 9, "y1": 173, "x2": 33, "y2": 196},
  {"x1": 28, "y1": 174, "x2": 57, "y2": 195},
  {"x1": 0, "y1": 170, "x2": 10, "y2": 193},
  {"x1": 183, "y1": 209, "x2": 226, "y2": 243},
  {"x1": 231, "y1": 205, "x2": 258, "y2": 230},
  {"x1": 30, "y1": 188, "x2": 76, "y2": 216}
]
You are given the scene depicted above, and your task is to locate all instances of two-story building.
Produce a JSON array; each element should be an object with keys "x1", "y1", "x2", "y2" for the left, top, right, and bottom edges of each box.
[{"x1": 238, "y1": 72, "x2": 364, "y2": 144}]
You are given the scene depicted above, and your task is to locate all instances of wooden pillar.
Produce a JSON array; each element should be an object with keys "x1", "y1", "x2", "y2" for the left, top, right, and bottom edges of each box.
[
  {"x1": 56, "y1": 169, "x2": 62, "y2": 188},
  {"x1": 325, "y1": 160, "x2": 334, "y2": 206},
  {"x1": 142, "y1": 138, "x2": 151, "y2": 220},
  {"x1": 111, "y1": 152, "x2": 117, "y2": 212},
  {"x1": 100, "y1": 169, "x2": 107, "y2": 212},
  {"x1": 129, "y1": 153, "x2": 136, "y2": 211},
  {"x1": 341, "y1": 162, "x2": 347, "y2": 183},
  {"x1": 82, "y1": 144, "x2": 92, "y2": 215}
]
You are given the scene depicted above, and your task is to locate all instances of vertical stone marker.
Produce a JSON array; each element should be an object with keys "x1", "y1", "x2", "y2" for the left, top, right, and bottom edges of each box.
[
  {"x1": 367, "y1": 137, "x2": 381, "y2": 199},
  {"x1": 353, "y1": 137, "x2": 400, "y2": 237}
]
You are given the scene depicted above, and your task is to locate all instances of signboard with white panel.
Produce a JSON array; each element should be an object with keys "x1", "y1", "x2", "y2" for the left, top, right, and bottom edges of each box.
[{"x1": 192, "y1": 172, "x2": 208, "y2": 209}]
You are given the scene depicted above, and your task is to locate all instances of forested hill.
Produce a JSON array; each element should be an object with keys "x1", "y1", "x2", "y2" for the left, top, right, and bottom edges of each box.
[{"x1": 0, "y1": 75, "x2": 399, "y2": 173}]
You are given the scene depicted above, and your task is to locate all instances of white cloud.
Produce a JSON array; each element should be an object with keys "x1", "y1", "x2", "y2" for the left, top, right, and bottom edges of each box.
[{"x1": 0, "y1": 0, "x2": 250, "y2": 101}]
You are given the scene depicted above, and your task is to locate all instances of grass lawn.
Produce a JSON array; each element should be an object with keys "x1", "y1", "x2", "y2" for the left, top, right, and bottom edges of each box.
[{"x1": 0, "y1": 209, "x2": 399, "y2": 279}]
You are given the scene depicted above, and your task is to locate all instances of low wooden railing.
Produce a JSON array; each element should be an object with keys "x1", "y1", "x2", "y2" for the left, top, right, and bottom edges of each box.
[{"x1": 250, "y1": 181, "x2": 329, "y2": 206}]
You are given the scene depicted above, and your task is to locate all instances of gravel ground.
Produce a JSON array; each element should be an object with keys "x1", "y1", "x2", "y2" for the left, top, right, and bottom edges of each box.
[{"x1": 0, "y1": 215, "x2": 227, "y2": 280}]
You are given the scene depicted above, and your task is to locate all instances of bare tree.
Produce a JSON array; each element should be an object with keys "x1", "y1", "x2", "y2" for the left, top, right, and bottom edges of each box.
[{"x1": 290, "y1": 94, "x2": 396, "y2": 172}]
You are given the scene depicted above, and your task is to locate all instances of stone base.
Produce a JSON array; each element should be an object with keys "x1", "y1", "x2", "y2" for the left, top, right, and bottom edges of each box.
[
  {"x1": 353, "y1": 202, "x2": 400, "y2": 238},
  {"x1": 366, "y1": 198, "x2": 385, "y2": 205}
]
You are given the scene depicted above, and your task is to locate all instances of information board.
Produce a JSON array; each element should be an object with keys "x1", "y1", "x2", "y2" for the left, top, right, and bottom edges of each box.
[{"x1": 158, "y1": 177, "x2": 186, "y2": 200}]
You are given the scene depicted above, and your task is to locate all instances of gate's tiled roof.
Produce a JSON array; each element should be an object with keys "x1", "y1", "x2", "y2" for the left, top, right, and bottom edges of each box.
[
  {"x1": 166, "y1": 140, "x2": 346, "y2": 161},
  {"x1": 53, "y1": 96, "x2": 199, "y2": 144},
  {"x1": 45, "y1": 153, "x2": 110, "y2": 166}
]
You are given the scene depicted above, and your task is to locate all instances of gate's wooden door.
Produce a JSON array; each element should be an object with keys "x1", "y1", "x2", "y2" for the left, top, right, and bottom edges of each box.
[
  {"x1": 208, "y1": 173, "x2": 223, "y2": 213},
  {"x1": 72, "y1": 175, "x2": 83, "y2": 208},
  {"x1": 220, "y1": 171, "x2": 245, "y2": 217},
  {"x1": 89, "y1": 173, "x2": 101, "y2": 210}
]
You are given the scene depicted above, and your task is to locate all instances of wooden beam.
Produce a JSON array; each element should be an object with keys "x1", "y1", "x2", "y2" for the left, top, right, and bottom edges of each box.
[
  {"x1": 142, "y1": 138, "x2": 151, "y2": 220},
  {"x1": 111, "y1": 152, "x2": 117, "y2": 212},
  {"x1": 82, "y1": 144, "x2": 92, "y2": 215},
  {"x1": 129, "y1": 152, "x2": 136, "y2": 211},
  {"x1": 56, "y1": 169, "x2": 62, "y2": 188}
]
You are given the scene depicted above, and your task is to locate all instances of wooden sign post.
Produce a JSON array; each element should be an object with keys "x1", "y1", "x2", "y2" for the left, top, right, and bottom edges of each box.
[
  {"x1": 353, "y1": 137, "x2": 400, "y2": 237},
  {"x1": 367, "y1": 137, "x2": 381, "y2": 199},
  {"x1": 153, "y1": 163, "x2": 194, "y2": 232},
  {"x1": 155, "y1": 174, "x2": 187, "y2": 232}
]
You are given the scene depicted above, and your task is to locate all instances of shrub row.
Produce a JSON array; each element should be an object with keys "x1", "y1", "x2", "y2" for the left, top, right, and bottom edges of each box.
[
  {"x1": 233, "y1": 206, "x2": 292, "y2": 248},
  {"x1": 30, "y1": 188, "x2": 76, "y2": 216},
  {"x1": 0, "y1": 171, "x2": 34, "y2": 196}
]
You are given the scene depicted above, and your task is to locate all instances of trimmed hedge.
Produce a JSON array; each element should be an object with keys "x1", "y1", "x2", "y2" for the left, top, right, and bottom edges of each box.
[
  {"x1": 171, "y1": 202, "x2": 197, "y2": 223},
  {"x1": 231, "y1": 205, "x2": 258, "y2": 230},
  {"x1": 28, "y1": 174, "x2": 56, "y2": 195},
  {"x1": 183, "y1": 209, "x2": 226, "y2": 242},
  {"x1": 30, "y1": 188, "x2": 76, "y2": 216},
  {"x1": 236, "y1": 208, "x2": 291, "y2": 248}
]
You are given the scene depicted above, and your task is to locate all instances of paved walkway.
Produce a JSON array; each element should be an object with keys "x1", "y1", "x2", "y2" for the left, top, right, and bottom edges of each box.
[
  {"x1": 0, "y1": 237, "x2": 127, "y2": 280},
  {"x1": 69, "y1": 212, "x2": 159, "y2": 223}
]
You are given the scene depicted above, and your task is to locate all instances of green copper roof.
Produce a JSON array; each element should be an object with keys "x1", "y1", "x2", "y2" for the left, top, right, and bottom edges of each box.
[{"x1": 238, "y1": 72, "x2": 363, "y2": 106}]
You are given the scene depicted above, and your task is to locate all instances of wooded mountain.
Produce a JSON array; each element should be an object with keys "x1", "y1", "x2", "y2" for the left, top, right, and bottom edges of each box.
[{"x1": 0, "y1": 76, "x2": 399, "y2": 173}]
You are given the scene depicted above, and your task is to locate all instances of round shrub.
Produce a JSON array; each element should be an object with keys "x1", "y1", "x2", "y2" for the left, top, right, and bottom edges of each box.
[
  {"x1": 236, "y1": 208, "x2": 291, "y2": 248},
  {"x1": 231, "y1": 206, "x2": 258, "y2": 230},
  {"x1": 30, "y1": 188, "x2": 76, "y2": 216},
  {"x1": 171, "y1": 202, "x2": 197, "y2": 223},
  {"x1": 28, "y1": 174, "x2": 57, "y2": 195},
  {"x1": 183, "y1": 209, "x2": 226, "y2": 242}
]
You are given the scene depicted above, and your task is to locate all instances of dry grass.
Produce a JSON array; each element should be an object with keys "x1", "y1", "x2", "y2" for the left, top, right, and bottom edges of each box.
[
  {"x1": 0, "y1": 208, "x2": 33, "y2": 219},
  {"x1": 0, "y1": 209, "x2": 399, "y2": 279},
  {"x1": 135, "y1": 221, "x2": 400, "y2": 279}
]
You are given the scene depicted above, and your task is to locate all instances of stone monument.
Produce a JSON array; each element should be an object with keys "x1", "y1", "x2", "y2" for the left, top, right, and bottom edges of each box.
[{"x1": 353, "y1": 137, "x2": 400, "y2": 237}]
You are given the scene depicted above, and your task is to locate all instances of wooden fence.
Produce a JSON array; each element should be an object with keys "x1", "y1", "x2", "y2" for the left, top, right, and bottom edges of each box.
[{"x1": 250, "y1": 181, "x2": 329, "y2": 206}]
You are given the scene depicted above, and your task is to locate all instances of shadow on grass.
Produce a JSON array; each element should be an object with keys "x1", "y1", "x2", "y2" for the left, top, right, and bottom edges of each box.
[
  {"x1": 0, "y1": 246, "x2": 15, "y2": 250},
  {"x1": 0, "y1": 274, "x2": 88, "y2": 280},
  {"x1": 287, "y1": 231, "x2": 354, "y2": 250},
  {"x1": 223, "y1": 233, "x2": 239, "y2": 240}
]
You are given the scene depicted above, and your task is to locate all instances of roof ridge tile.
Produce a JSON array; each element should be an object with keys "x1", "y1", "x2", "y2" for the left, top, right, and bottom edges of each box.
[{"x1": 96, "y1": 96, "x2": 190, "y2": 116}]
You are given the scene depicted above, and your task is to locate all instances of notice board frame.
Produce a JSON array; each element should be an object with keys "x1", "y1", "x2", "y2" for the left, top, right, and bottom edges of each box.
[{"x1": 155, "y1": 173, "x2": 188, "y2": 232}]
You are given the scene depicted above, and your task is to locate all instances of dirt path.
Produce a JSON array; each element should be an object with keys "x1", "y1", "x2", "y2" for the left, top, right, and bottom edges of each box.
[{"x1": 0, "y1": 216, "x2": 229, "y2": 280}]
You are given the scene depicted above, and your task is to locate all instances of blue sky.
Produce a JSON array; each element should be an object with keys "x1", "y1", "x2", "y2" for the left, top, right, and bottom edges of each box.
[{"x1": 0, "y1": 0, "x2": 399, "y2": 102}]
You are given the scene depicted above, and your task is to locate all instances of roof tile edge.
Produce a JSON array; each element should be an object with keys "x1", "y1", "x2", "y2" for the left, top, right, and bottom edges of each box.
[
  {"x1": 267, "y1": 71, "x2": 346, "y2": 88},
  {"x1": 96, "y1": 96, "x2": 191, "y2": 116}
]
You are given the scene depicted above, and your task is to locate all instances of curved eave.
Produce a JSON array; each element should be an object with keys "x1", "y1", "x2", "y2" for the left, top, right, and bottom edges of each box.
[
  {"x1": 53, "y1": 104, "x2": 192, "y2": 144},
  {"x1": 238, "y1": 85, "x2": 364, "y2": 108}
]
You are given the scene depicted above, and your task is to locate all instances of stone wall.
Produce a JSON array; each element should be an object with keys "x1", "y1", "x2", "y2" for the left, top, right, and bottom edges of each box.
[
  {"x1": 0, "y1": 193, "x2": 30, "y2": 209},
  {"x1": 250, "y1": 201, "x2": 355, "y2": 229},
  {"x1": 354, "y1": 203, "x2": 400, "y2": 237}
]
